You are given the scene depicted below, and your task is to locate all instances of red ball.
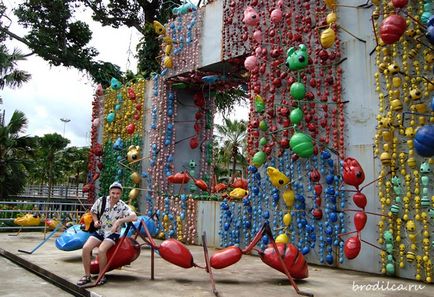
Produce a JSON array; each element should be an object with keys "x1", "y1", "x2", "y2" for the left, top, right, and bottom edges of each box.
[
  {"x1": 126, "y1": 123, "x2": 135, "y2": 134},
  {"x1": 354, "y1": 211, "x2": 367, "y2": 232},
  {"x1": 379, "y1": 14, "x2": 407, "y2": 44},
  {"x1": 352, "y1": 192, "x2": 367, "y2": 209},
  {"x1": 344, "y1": 236, "x2": 361, "y2": 259},
  {"x1": 391, "y1": 0, "x2": 408, "y2": 8}
]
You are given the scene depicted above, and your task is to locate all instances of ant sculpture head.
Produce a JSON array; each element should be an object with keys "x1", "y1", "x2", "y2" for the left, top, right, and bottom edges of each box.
[
  {"x1": 342, "y1": 157, "x2": 365, "y2": 188},
  {"x1": 286, "y1": 44, "x2": 308, "y2": 71},
  {"x1": 420, "y1": 161, "x2": 431, "y2": 174}
]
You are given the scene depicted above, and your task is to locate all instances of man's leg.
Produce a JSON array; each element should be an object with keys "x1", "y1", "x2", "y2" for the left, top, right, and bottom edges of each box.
[
  {"x1": 97, "y1": 237, "x2": 116, "y2": 275},
  {"x1": 82, "y1": 236, "x2": 102, "y2": 276}
]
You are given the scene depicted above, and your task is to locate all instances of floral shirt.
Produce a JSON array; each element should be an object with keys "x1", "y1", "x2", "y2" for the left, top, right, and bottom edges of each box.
[{"x1": 91, "y1": 196, "x2": 133, "y2": 237}]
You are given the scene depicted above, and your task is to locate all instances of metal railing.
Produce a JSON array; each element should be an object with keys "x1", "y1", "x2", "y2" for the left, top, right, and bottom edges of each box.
[
  {"x1": 0, "y1": 185, "x2": 91, "y2": 231},
  {"x1": 9, "y1": 184, "x2": 88, "y2": 201}
]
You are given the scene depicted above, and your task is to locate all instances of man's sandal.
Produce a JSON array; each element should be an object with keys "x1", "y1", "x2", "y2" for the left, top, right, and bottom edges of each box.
[
  {"x1": 77, "y1": 275, "x2": 92, "y2": 286},
  {"x1": 97, "y1": 276, "x2": 107, "y2": 285}
]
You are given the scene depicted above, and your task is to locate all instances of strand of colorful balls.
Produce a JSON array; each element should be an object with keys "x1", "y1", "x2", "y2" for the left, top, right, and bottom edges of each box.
[
  {"x1": 98, "y1": 78, "x2": 145, "y2": 207},
  {"x1": 219, "y1": 0, "x2": 347, "y2": 266},
  {"x1": 85, "y1": 84, "x2": 105, "y2": 204},
  {"x1": 373, "y1": 0, "x2": 433, "y2": 282}
]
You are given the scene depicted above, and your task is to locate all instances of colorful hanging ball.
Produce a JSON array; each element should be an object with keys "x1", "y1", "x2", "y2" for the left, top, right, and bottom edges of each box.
[
  {"x1": 320, "y1": 27, "x2": 336, "y2": 48},
  {"x1": 427, "y1": 16, "x2": 434, "y2": 44},
  {"x1": 290, "y1": 132, "x2": 314, "y2": 158},
  {"x1": 244, "y1": 55, "x2": 258, "y2": 71},
  {"x1": 290, "y1": 108, "x2": 304, "y2": 124},
  {"x1": 110, "y1": 77, "x2": 122, "y2": 90},
  {"x1": 391, "y1": 0, "x2": 408, "y2": 8},
  {"x1": 126, "y1": 123, "x2": 135, "y2": 135},
  {"x1": 344, "y1": 236, "x2": 361, "y2": 259},
  {"x1": 252, "y1": 151, "x2": 267, "y2": 167},
  {"x1": 379, "y1": 14, "x2": 407, "y2": 45},
  {"x1": 106, "y1": 112, "x2": 115, "y2": 123},
  {"x1": 290, "y1": 82, "x2": 306, "y2": 100},
  {"x1": 414, "y1": 125, "x2": 434, "y2": 157}
]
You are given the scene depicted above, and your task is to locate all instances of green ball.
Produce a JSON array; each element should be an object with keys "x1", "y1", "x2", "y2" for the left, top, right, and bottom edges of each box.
[
  {"x1": 421, "y1": 11, "x2": 432, "y2": 24},
  {"x1": 290, "y1": 108, "x2": 304, "y2": 124},
  {"x1": 259, "y1": 137, "x2": 268, "y2": 146},
  {"x1": 290, "y1": 82, "x2": 306, "y2": 100},
  {"x1": 252, "y1": 151, "x2": 267, "y2": 167},
  {"x1": 259, "y1": 120, "x2": 268, "y2": 131},
  {"x1": 290, "y1": 132, "x2": 313, "y2": 158}
]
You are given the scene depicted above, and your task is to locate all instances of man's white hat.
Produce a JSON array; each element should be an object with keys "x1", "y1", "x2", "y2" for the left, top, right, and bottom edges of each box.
[{"x1": 109, "y1": 181, "x2": 123, "y2": 191}]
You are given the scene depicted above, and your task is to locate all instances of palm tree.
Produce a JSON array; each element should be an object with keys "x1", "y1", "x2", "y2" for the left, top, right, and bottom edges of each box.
[
  {"x1": 0, "y1": 45, "x2": 31, "y2": 90},
  {"x1": 215, "y1": 118, "x2": 247, "y2": 183},
  {"x1": 0, "y1": 110, "x2": 34, "y2": 198},
  {"x1": 61, "y1": 146, "x2": 89, "y2": 193},
  {"x1": 35, "y1": 133, "x2": 70, "y2": 198}
]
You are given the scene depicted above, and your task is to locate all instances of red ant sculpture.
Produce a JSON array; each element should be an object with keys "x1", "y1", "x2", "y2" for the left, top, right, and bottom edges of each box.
[
  {"x1": 339, "y1": 157, "x2": 389, "y2": 259},
  {"x1": 87, "y1": 220, "x2": 313, "y2": 297}
]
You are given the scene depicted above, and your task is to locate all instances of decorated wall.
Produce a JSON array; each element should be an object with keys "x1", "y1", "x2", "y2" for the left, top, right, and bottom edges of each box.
[{"x1": 84, "y1": 0, "x2": 433, "y2": 283}]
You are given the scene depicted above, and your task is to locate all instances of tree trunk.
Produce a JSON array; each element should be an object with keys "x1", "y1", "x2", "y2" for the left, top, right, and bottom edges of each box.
[{"x1": 230, "y1": 146, "x2": 238, "y2": 184}]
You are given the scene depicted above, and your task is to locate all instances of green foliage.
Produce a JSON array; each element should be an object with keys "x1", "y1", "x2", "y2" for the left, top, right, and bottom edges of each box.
[
  {"x1": 31, "y1": 133, "x2": 70, "y2": 193},
  {"x1": 7, "y1": 0, "x2": 182, "y2": 84},
  {"x1": 214, "y1": 86, "x2": 248, "y2": 114},
  {"x1": 0, "y1": 110, "x2": 34, "y2": 199},
  {"x1": 214, "y1": 118, "x2": 247, "y2": 181},
  {"x1": 136, "y1": 23, "x2": 160, "y2": 79},
  {"x1": 13, "y1": 0, "x2": 122, "y2": 85},
  {"x1": 0, "y1": 45, "x2": 31, "y2": 89}
]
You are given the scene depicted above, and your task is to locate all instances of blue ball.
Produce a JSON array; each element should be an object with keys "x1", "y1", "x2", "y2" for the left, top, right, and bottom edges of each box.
[
  {"x1": 326, "y1": 174, "x2": 334, "y2": 185},
  {"x1": 263, "y1": 211, "x2": 270, "y2": 220},
  {"x1": 325, "y1": 254, "x2": 334, "y2": 265},
  {"x1": 261, "y1": 235, "x2": 269, "y2": 245},
  {"x1": 321, "y1": 150, "x2": 331, "y2": 159},
  {"x1": 248, "y1": 165, "x2": 258, "y2": 173},
  {"x1": 302, "y1": 246, "x2": 310, "y2": 255}
]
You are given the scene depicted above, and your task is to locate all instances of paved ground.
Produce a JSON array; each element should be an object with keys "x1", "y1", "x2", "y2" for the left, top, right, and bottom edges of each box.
[{"x1": 0, "y1": 232, "x2": 432, "y2": 297}]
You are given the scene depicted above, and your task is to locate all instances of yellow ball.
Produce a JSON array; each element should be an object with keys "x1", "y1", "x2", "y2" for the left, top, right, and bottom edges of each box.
[
  {"x1": 275, "y1": 233, "x2": 289, "y2": 244},
  {"x1": 283, "y1": 190, "x2": 295, "y2": 208},
  {"x1": 283, "y1": 213, "x2": 292, "y2": 226}
]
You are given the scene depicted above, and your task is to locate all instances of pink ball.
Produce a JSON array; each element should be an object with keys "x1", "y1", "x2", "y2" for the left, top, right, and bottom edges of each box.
[
  {"x1": 271, "y1": 8, "x2": 283, "y2": 23},
  {"x1": 253, "y1": 30, "x2": 262, "y2": 43},
  {"x1": 244, "y1": 55, "x2": 258, "y2": 71}
]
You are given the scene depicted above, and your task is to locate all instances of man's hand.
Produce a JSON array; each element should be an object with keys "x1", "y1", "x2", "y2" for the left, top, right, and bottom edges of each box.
[
  {"x1": 111, "y1": 220, "x2": 120, "y2": 233},
  {"x1": 94, "y1": 220, "x2": 102, "y2": 228}
]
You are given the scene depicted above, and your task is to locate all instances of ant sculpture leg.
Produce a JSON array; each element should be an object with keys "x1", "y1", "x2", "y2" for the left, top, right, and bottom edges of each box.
[
  {"x1": 136, "y1": 219, "x2": 313, "y2": 297},
  {"x1": 210, "y1": 222, "x2": 313, "y2": 297}
]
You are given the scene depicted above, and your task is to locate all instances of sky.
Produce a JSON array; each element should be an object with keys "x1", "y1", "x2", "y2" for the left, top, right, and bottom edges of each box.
[
  {"x1": 1, "y1": 1, "x2": 248, "y2": 147},
  {"x1": 1, "y1": 1, "x2": 142, "y2": 147}
]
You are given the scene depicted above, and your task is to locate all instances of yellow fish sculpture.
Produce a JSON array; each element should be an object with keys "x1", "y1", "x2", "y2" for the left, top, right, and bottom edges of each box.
[
  {"x1": 229, "y1": 188, "x2": 248, "y2": 199},
  {"x1": 266, "y1": 166, "x2": 290, "y2": 188},
  {"x1": 14, "y1": 213, "x2": 41, "y2": 226}
]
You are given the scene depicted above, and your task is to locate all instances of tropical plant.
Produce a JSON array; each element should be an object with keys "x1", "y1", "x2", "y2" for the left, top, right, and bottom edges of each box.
[
  {"x1": 214, "y1": 118, "x2": 247, "y2": 183},
  {"x1": 0, "y1": 110, "x2": 34, "y2": 199},
  {"x1": 0, "y1": 45, "x2": 31, "y2": 89},
  {"x1": 33, "y1": 133, "x2": 70, "y2": 198},
  {"x1": 61, "y1": 146, "x2": 90, "y2": 192},
  {"x1": 0, "y1": 0, "x2": 182, "y2": 85}
]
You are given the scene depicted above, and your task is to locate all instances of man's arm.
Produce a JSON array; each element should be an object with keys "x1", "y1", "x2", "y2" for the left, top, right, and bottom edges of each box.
[
  {"x1": 117, "y1": 212, "x2": 137, "y2": 224},
  {"x1": 111, "y1": 212, "x2": 137, "y2": 233}
]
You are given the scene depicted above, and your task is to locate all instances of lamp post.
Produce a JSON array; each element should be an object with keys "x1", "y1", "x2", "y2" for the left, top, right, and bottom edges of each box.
[{"x1": 60, "y1": 118, "x2": 71, "y2": 137}]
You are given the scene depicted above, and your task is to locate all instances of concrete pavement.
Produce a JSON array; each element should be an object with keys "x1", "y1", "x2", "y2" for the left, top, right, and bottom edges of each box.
[{"x1": 0, "y1": 232, "x2": 432, "y2": 297}]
